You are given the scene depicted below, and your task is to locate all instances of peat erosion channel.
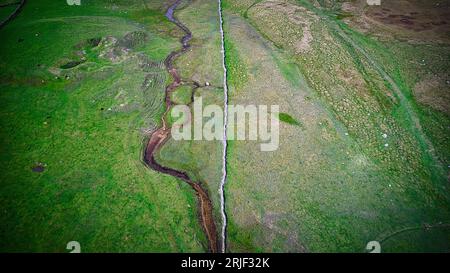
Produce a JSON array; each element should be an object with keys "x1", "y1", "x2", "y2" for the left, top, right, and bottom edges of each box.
[{"x1": 143, "y1": 0, "x2": 224, "y2": 253}]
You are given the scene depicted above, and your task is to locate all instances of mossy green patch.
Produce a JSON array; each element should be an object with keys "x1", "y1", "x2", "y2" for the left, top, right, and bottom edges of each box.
[
  {"x1": 224, "y1": 35, "x2": 248, "y2": 91},
  {"x1": 278, "y1": 112, "x2": 302, "y2": 127},
  {"x1": 171, "y1": 85, "x2": 193, "y2": 105}
]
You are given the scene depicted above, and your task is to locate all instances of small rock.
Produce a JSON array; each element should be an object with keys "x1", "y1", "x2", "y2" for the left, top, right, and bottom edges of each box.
[
  {"x1": 382, "y1": 133, "x2": 387, "y2": 139},
  {"x1": 384, "y1": 143, "x2": 389, "y2": 147}
]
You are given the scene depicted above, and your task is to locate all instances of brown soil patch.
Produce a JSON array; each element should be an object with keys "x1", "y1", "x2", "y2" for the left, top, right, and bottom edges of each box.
[
  {"x1": 414, "y1": 74, "x2": 450, "y2": 115},
  {"x1": 341, "y1": 0, "x2": 450, "y2": 43}
]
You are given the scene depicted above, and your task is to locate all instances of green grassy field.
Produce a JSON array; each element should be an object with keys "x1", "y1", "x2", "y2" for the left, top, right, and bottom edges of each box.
[
  {"x1": 1, "y1": 0, "x2": 448, "y2": 253},
  {"x1": 0, "y1": 0, "x2": 208, "y2": 252}
]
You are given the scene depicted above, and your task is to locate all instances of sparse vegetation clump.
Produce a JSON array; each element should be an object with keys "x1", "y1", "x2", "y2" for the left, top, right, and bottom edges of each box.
[
  {"x1": 278, "y1": 112, "x2": 302, "y2": 126},
  {"x1": 224, "y1": 36, "x2": 249, "y2": 90}
]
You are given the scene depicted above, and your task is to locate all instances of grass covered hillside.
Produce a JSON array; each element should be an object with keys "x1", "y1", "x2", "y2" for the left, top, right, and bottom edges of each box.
[
  {"x1": 0, "y1": 0, "x2": 208, "y2": 252},
  {"x1": 222, "y1": 0, "x2": 450, "y2": 252},
  {"x1": 0, "y1": 0, "x2": 448, "y2": 254}
]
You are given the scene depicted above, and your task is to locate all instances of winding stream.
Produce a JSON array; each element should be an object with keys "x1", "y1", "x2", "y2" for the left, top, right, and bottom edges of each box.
[{"x1": 143, "y1": 0, "x2": 219, "y2": 253}]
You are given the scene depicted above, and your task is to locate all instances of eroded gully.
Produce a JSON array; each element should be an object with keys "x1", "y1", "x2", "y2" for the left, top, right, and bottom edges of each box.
[{"x1": 143, "y1": 0, "x2": 220, "y2": 253}]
